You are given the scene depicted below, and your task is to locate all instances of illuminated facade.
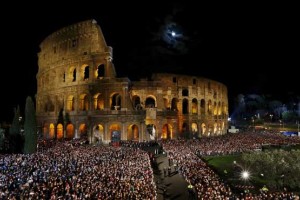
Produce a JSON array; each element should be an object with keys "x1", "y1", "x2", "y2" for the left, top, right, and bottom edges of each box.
[{"x1": 36, "y1": 19, "x2": 229, "y2": 143}]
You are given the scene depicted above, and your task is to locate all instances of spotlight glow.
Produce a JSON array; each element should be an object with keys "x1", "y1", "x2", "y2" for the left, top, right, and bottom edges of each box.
[{"x1": 241, "y1": 170, "x2": 250, "y2": 180}]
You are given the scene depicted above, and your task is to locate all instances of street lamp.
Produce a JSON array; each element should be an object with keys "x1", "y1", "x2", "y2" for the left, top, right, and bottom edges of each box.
[{"x1": 240, "y1": 170, "x2": 251, "y2": 181}]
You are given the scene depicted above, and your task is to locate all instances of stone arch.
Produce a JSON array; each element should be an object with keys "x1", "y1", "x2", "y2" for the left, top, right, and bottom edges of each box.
[
  {"x1": 49, "y1": 123, "x2": 55, "y2": 139},
  {"x1": 182, "y1": 98, "x2": 189, "y2": 114},
  {"x1": 96, "y1": 64, "x2": 105, "y2": 79},
  {"x1": 221, "y1": 122, "x2": 225, "y2": 133},
  {"x1": 132, "y1": 95, "x2": 142, "y2": 110},
  {"x1": 218, "y1": 101, "x2": 221, "y2": 116},
  {"x1": 218, "y1": 122, "x2": 222, "y2": 135},
  {"x1": 213, "y1": 123, "x2": 218, "y2": 135},
  {"x1": 182, "y1": 122, "x2": 189, "y2": 138},
  {"x1": 66, "y1": 124, "x2": 75, "y2": 139},
  {"x1": 192, "y1": 98, "x2": 198, "y2": 114},
  {"x1": 161, "y1": 124, "x2": 172, "y2": 139},
  {"x1": 145, "y1": 95, "x2": 156, "y2": 108},
  {"x1": 57, "y1": 123, "x2": 63, "y2": 139},
  {"x1": 79, "y1": 123, "x2": 88, "y2": 139},
  {"x1": 201, "y1": 123, "x2": 206, "y2": 136},
  {"x1": 213, "y1": 102, "x2": 217, "y2": 115},
  {"x1": 147, "y1": 124, "x2": 157, "y2": 140},
  {"x1": 111, "y1": 93, "x2": 121, "y2": 110},
  {"x1": 182, "y1": 88, "x2": 189, "y2": 96},
  {"x1": 127, "y1": 124, "x2": 139, "y2": 141},
  {"x1": 208, "y1": 100, "x2": 212, "y2": 115},
  {"x1": 79, "y1": 94, "x2": 89, "y2": 111},
  {"x1": 200, "y1": 99, "x2": 205, "y2": 114},
  {"x1": 93, "y1": 124, "x2": 104, "y2": 143},
  {"x1": 171, "y1": 98, "x2": 179, "y2": 111},
  {"x1": 69, "y1": 66, "x2": 76, "y2": 82},
  {"x1": 191, "y1": 123, "x2": 198, "y2": 138},
  {"x1": 93, "y1": 93, "x2": 104, "y2": 110},
  {"x1": 62, "y1": 70, "x2": 66, "y2": 82},
  {"x1": 67, "y1": 95, "x2": 75, "y2": 111},
  {"x1": 109, "y1": 123, "x2": 121, "y2": 142},
  {"x1": 81, "y1": 64, "x2": 90, "y2": 81}
]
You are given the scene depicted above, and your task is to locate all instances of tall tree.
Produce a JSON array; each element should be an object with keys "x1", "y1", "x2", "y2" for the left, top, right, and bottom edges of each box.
[
  {"x1": 9, "y1": 106, "x2": 23, "y2": 153},
  {"x1": 24, "y1": 96, "x2": 37, "y2": 154},
  {"x1": 56, "y1": 109, "x2": 64, "y2": 139},
  {"x1": 9, "y1": 105, "x2": 21, "y2": 136}
]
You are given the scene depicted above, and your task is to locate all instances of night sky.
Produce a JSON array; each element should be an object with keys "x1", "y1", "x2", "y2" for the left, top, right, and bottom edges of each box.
[{"x1": 0, "y1": 2, "x2": 298, "y2": 122}]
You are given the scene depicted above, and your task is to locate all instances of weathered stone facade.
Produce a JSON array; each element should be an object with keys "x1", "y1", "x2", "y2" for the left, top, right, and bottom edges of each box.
[{"x1": 36, "y1": 19, "x2": 229, "y2": 143}]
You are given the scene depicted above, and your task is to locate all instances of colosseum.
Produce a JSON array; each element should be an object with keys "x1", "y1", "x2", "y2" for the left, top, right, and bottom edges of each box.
[{"x1": 36, "y1": 19, "x2": 229, "y2": 144}]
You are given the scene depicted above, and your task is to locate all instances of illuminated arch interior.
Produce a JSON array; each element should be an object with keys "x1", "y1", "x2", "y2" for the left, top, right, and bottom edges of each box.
[
  {"x1": 57, "y1": 123, "x2": 63, "y2": 139},
  {"x1": 49, "y1": 123, "x2": 55, "y2": 139},
  {"x1": 66, "y1": 124, "x2": 74, "y2": 139},
  {"x1": 127, "y1": 124, "x2": 139, "y2": 141}
]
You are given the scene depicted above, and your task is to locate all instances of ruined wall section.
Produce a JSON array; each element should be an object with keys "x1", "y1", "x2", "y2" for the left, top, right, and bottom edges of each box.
[{"x1": 36, "y1": 19, "x2": 116, "y2": 115}]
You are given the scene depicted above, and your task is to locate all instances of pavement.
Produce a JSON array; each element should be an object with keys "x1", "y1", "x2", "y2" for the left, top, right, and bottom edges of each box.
[{"x1": 146, "y1": 146, "x2": 191, "y2": 200}]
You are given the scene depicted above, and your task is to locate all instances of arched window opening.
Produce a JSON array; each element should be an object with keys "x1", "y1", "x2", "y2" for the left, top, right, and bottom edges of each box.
[
  {"x1": 72, "y1": 68, "x2": 76, "y2": 82},
  {"x1": 182, "y1": 88, "x2": 189, "y2": 96},
  {"x1": 97, "y1": 64, "x2": 105, "y2": 79},
  {"x1": 213, "y1": 102, "x2": 217, "y2": 115},
  {"x1": 80, "y1": 94, "x2": 89, "y2": 111},
  {"x1": 171, "y1": 98, "x2": 178, "y2": 111},
  {"x1": 145, "y1": 97, "x2": 156, "y2": 108},
  {"x1": 84, "y1": 66, "x2": 89, "y2": 80},
  {"x1": 192, "y1": 98, "x2": 198, "y2": 114},
  {"x1": 132, "y1": 95, "x2": 141, "y2": 110},
  {"x1": 200, "y1": 99, "x2": 205, "y2": 114},
  {"x1": 67, "y1": 96, "x2": 75, "y2": 111},
  {"x1": 182, "y1": 99, "x2": 189, "y2": 114},
  {"x1": 93, "y1": 93, "x2": 104, "y2": 110},
  {"x1": 63, "y1": 72, "x2": 65, "y2": 82},
  {"x1": 208, "y1": 100, "x2": 212, "y2": 114},
  {"x1": 111, "y1": 93, "x2": 121, "y2": 110}
]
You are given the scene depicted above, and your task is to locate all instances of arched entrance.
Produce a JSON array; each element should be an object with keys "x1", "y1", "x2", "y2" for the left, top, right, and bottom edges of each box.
[
  {"x1": 66, "y1": 124, "x2": 75, "y2": 139},
  {"x1": 79, "y1": 124, "x2": 88, "y2": 139},
  {"x1": 162, "y1": 124, "x2": 172, "y2": 139},
  {"x1": 201, "y1": 123, "x2": 206, "y2": 136},
  {"x1": 57, "y1": 123, "x2": 63, "y2": 139},
  {"x1": 93, "y1": 124, "x2": 104, "y2": 144},
  {"x1": 49, "y1": 123, "x2": 55, "y2": 139},
  {"x1": 127, "y1": 124, "x2": 139, "y2": 141}
]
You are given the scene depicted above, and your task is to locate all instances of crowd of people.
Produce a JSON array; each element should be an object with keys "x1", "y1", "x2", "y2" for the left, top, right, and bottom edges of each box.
[
  {"x1": 0, "y1": 139, "x2": 157, "y2": 199},
  {"x1": 160, "y1": 131, "x2": 300, "y2": 199},
  {"x1": 1, "y1": 130, "x2": 300, "y2": 199}
]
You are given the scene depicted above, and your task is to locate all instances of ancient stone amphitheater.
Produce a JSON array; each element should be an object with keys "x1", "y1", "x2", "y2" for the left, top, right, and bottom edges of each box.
[{"x1": 36, "y1": 19, "x2": 228, "y2": 144}]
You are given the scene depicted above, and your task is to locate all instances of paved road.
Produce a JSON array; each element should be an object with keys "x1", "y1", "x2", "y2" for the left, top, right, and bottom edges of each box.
[{"x1": 146, "y1": 146, "x2": 191, "y2": 200}]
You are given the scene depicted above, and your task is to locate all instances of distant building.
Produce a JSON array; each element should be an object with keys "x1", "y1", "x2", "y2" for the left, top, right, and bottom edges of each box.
[{"x1": 36, "y1": 19, "x2": 229, "y2": 143}]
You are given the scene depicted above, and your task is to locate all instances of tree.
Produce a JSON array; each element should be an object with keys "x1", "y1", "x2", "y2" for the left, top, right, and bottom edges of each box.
[
  {"x1": 9, "y1": 106, "x2": 21, "y2": 136},
  {"x1": 23, "y1": 96, "x2": 37, "y2": 154},
  {"x1": 9, "y1": 106, "x2": 23, "y2": 153},
  {"x1": 56, "y1": 108, "x2": 64, "y2": 139}
]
